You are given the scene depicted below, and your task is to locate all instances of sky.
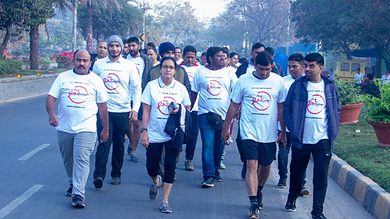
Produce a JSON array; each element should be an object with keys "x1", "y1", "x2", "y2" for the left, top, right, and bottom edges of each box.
[{"x1": 146, "y1": 0, "x2": 227, "y2": 22}]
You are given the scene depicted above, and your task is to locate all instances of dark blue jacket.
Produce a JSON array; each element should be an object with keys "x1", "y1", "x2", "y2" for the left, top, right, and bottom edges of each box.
[{"x1": 283, "y1": 75, "x2": 340, "y2": 148}]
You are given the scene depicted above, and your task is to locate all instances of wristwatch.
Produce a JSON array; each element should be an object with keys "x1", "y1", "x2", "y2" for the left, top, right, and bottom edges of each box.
[{"x1": 140, "y1": 128, "x2": 148, "y2": 133}]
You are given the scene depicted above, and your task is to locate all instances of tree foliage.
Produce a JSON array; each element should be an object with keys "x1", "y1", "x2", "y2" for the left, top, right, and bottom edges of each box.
[
  {"x1": 291, "y1": 0, "x2": 390, "y2": 69},
  {"x1": 77, "y1": 0, "x2": 142, "y2": 45},
  {"x1": 153, "y1": 1, "x2": 204, "y2": 46},
  {"x1": 205, "y1": 0, "x2": 289, "y2": 52}
]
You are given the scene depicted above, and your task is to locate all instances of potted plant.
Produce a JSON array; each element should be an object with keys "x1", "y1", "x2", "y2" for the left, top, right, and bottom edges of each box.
[
  {"x1": 337, "y1": 80, "x2": 364, "y2": 125},
  {"x1": 363, "y1": 83, "x2": 390, "y2": 147}
]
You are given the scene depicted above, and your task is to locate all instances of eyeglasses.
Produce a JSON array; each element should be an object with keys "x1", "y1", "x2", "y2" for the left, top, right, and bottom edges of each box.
[{"x1": 162, "y1": 65, "x2": 175, "y2": 70}]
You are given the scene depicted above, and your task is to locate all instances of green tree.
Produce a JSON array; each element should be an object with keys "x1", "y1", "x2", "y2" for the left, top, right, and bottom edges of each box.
[
  {"x1": 0, "y1": 0, "x2": 29, "y2": 57},
  {"x1": 78, "y1": 0, "x2": 142, "y2": 42},
  {"x1": 25, "y1": 0, "x2": 55, "y2": 69},
  {"x1": 154, "y1": 1, "x2": 203, "y2": 46}
]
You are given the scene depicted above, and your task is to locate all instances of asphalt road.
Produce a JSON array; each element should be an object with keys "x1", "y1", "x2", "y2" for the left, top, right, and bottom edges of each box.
[{"x1": 0, "y1": 95, "x2": 374, "y2": 219}]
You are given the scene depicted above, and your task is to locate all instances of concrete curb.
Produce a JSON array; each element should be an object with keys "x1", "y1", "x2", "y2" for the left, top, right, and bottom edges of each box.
[
  {"x1": 329, "y1": 154, "x2": 390, "y2": 219},
  {"x1": 0, "y1": 73, "x2": 59, "y2": 104}
]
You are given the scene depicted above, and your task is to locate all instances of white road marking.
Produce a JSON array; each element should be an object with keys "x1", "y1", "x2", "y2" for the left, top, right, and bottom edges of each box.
[
  {"x1": 0, "y1": 184, "x2": 44, "y2": 219},
  {"x1": 18, "y1": 144, "x2": 50, "y2": 161}
]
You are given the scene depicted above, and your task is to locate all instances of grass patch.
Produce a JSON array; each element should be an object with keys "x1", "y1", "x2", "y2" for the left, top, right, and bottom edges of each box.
[{"x1": 333, "y1": 121, "x2": 390, "y2": 192}]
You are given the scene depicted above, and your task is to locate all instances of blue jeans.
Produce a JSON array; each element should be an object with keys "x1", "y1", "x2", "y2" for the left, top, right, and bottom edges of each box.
[
  {"x1": 185, "y1": 111, "x2": 199, "y2": 160},
  {"x1": 198, "y1": 114, "x2": 223, "y2": 180}
]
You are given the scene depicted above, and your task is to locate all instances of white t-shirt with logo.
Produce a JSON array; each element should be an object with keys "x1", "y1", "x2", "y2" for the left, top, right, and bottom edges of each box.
[
  {"x1": 191, "y1": 66, "x2": 237, "y2": 119},
  {"x1": 278, "y1": 74, "x2": 295, "y2": 132},
  {"x1": 48, "y1": 70, "x2": 108, "y2": 134},
  {"x1": 232, "y1": 72, "x2": 287, "y2": 143},
  {"x1": 182, "y1": 64, "x2": 200, "y2": 111},
  {"x1": 246, "y1": 63, "x2": 255, "y2": 75},
  {"x1": 303, "y1": 80, "x2": 329, "y2": 144},
  {"x1": 141, "y1": 77, "x2": 191, "y2": 143},
  {"x1": 127, "y1": 55, "x2": 144, "y2": 78},
  {"x1": 93, "y1": 57, "x2": 141, "y2": 113}
]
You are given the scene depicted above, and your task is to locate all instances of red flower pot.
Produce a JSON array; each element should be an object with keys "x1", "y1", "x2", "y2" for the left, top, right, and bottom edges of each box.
[
  {"x1": 340, "y1": 103, "x2": 364, "y2": 125},
  {"x1": 369, "y1": 121, "x2": 390, "y2": 147}
]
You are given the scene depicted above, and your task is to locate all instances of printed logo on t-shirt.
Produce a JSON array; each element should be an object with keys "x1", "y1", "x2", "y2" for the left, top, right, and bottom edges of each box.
[
  {"x1": 206, "y1": 80, "x2": 222, "y2": 96},
  {"x1": 251, "y1": 91, "x2": 271, "y2": 111},
  {"x1": 157, "y1": 96, "x2": 177, "y2": 116},
  {"x1": 68, "y1": 85, "x2": 88, "y2": 104},
  {"x1": 306, "y1": 94, "x2": 325, "y2": 114},
  {"x1": 103, "y1": 73, "x2": 120, "y2": 90}
]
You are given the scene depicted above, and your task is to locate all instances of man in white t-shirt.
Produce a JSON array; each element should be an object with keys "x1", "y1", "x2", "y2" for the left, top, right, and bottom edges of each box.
[
  {"x1": 174, "y1": 47, "x2": 183, "y2": 65},
  {"x1": 46, "y1": 50, "x2": 109, "y2": 208},
  {"x1": 382, "y1": 71, "x2": 390, "y2": 84},
  {"x1": 126, "y1": 36, "x2": 153, "y2": 162},
  {"x1": 277, "y1": 53, "x2": 309, "y2": 196},
  {"x1": 92, "y1": 35, "x2": 141, "y2": 189},
  {"x1": 222, "y1": 51, "x2": 287, "y2": 219},
  {"x1": 180, "y1": 45, "x2": 200, "y2": 171},
  {"x1": 192, "y1": 46, "x2": 237, "y2": 188},
  {"x1": 283, "y1": 53, "x2": 340, "y2": 219}
]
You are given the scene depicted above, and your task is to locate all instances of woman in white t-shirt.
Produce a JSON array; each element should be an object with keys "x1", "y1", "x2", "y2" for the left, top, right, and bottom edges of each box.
[{"x1": 141, "y1": 57, "x2": 191, "y2": 213}]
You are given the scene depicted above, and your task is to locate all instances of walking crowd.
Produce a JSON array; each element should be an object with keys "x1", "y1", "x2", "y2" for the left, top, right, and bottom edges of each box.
[{"x1": 46, "y1": 34, "x2": 341, "y2": 219}]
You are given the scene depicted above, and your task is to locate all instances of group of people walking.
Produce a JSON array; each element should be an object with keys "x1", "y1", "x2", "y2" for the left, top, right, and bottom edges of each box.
[{"x1": 46, "y1": 35, "x2": 340, "y2": 219}]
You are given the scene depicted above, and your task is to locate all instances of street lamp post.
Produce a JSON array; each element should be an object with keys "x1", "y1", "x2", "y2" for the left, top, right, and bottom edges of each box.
[{"x1": 129, "y1": 0, "x2": 150, "y2": 49}]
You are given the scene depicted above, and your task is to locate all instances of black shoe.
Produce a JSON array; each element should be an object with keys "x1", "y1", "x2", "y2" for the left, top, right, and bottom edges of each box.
[
  {"x1": 300, "y1": 187, "x2": 310, "y2": 196},
  {"x1": 149, "y1": 184, "x2": 159, "y2": 200},
  {"x1": 257, "y1": 191, "x2": 263, "y2": 210},
  {"x1": 312, "y1": 213, "x2": 327, "y2": 219},
  {"x1": 285, "y1": 200, "x2": 296, "y2": 212},
  {"x1": 72, "y1": 195, "x2": 85, "y2": 208},
  {"x1": 215, "y1": 174, "x2": 222, "y2": 182},
  {"x1": 201, "y1": 177, "x2": 215, "y2": 188},
  {"x1": 241, "y1": 163, "x2": 247, "y2": 179},
  {"x1": 93, "y1": 177, "x2": 103, "y2": 189},
  {"x1": 64, "y1": 185, "x2": 72, "y2": 197},
  {"x1": 277, "y1": 178, "x2": 287, "y2": 188},
  {"x1": 248, "y1": 203, "x2": 260, "y2": 219},
  {"x1": 111, "y1": 177, "x2": 121, "y2": 185},
  {"x1": 127, "y1": 144, "x2": 132, "y2": 155}
]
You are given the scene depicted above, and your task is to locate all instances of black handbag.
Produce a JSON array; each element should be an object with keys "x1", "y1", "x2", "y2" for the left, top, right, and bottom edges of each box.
[{"x1": 206, "y1": 111, "x2": 224, "y2": 130}]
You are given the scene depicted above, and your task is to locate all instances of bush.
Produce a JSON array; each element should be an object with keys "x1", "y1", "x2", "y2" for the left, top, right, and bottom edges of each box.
[
  {"x1": 55, "y1": 52, "x2": 73, "y2": 69},
  {"x1": 336, "y1": 80, "x2": 364, "y2": 105},
  {"x1": 40, "y1": 57, "x2": 52, "y2": 70},
  {"x1": 0, "y1": 59, "x2": 23, "y2": 75},
  {"x1": 363, "y1": 83, "x2": 390, "y2": 123}
]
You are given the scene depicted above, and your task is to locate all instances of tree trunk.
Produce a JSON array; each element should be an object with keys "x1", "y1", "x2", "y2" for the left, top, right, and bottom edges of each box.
[
  {"x1": 30, "y1": 25, "x2": 40, "y2": 70},
  {"x1": 72, "y1": 0, "x2": 78, "y2": 51},
  {"x1": 0, "y1": 26, "x2": 11, "y2": 59},
  {"x1": 376, "y1": 46, "x2": 390, "y2": 75},
  {"x1": 85, "y1": 0, "x2": 93, "y2": 53},
  {"x1": 340, "y1": 41, "x2": 352, "y2": 60}
]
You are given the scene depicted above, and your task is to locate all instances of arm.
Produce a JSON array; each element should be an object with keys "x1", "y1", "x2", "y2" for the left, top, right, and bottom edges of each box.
[
  {"x1": 141, "y1": 103, "x2": 151, "y2": 148},
  {"x1": 97, "y1": 102, "x2": 109, "y2": 142},
  {"x1": 183, "y1": 69, "x2": 192, "y2": 95},
  {"x1": 46, "y1": 95, "x2": 58, "y2": 127},
  {"x1": 130, "y1": 66, "x2": 142, "y2": 122},
  {"x1": 221, "y1": 101, "x2": 240, "y2": 142},
  {"x1": 277, "y1": 102, "x2": 287, "y2": 147},
  {"x1": 190, "y1": 91, "x2": 198, "y2": 110}
]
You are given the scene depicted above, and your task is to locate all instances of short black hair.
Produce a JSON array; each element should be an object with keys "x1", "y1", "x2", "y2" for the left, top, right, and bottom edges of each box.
[
  {"x1": 159, "y1": 56, "x2": 178, "y2": 70},
  {"x1": 147, "y1": 42, "x2": 156, "y2": 49},
  {"x1": 230, "y1": 52, "x2": 239, "y2": 59},
  {"x1": 255, "y1": 51, "x2": 273, "y2": 66},
  {"x1": 73, "y1": 50, "x2": 92, "y2": 61},
  {"x1": 251, "y1": 42, "x2": 265, "y2": 52},
  {"x1": 127, "y1": 37, "x2": 140, "y2": 45},
  {"x1": 206, "y1": 47, "x2": 224, "y2": 65},
  {"x1": 183, "y1": 45, "x2": 197, "y2": 56},
  {"x1": 175, "y1": 47, "x2": 181, "y2": 51},
  {"x1": 288, "y1": 53, "x2": 304, "y2": 66},
  {"x1": 304, "y1": 53, "x2": 324, "y2": 66},
  {"x1": 265, "y1": 47, "x2": 274, "y2": 56}
]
